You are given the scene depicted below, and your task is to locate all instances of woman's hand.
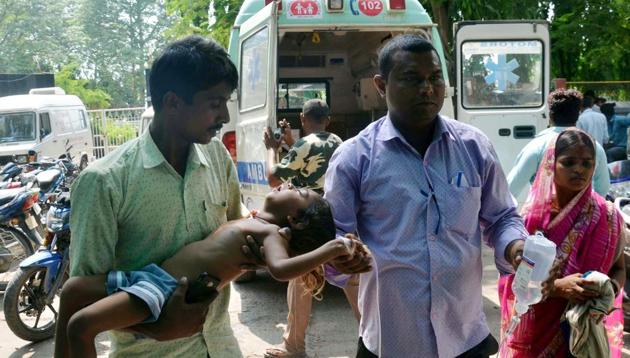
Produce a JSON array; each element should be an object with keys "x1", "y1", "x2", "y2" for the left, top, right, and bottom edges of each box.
[{"x1": 548, "y1": 273, "x2": 600, "y2": 302}]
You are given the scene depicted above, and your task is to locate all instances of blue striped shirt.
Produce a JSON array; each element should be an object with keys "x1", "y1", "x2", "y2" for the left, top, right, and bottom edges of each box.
[{"x1": 324, "y1": 115, "x2": 527, "y2": 357}]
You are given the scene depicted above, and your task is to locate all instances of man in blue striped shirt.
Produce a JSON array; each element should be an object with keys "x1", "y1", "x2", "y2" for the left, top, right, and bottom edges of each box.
[{"x1": 324, "y1": 34, "x2": 527, "y2": 357}]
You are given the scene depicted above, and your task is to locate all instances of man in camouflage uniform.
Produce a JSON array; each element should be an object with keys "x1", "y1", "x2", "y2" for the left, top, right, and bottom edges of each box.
[{"x1": 263, "y1": 99, "x2": 360, "y2": 358}]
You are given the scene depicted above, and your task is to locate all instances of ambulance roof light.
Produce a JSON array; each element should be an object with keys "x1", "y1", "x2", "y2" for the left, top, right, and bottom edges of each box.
[
  {"x1": 388, "y1": 0, "x2": 405, "y2": 11},
  {"x1": 264, "y1": 0, "x2": 282, "y2": 10}
]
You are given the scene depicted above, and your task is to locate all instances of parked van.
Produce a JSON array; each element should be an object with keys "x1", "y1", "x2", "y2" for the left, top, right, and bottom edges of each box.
[
  {"x1": 0, "y1": 87, "x2": 91, "y2": 168},
  {"x1": 225, "y1": 0, "x2": 550, "y2": 210}
]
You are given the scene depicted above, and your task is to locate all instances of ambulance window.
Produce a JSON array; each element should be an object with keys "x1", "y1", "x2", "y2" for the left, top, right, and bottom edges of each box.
[
  {"x1": 461, "y1": 40, "x2": 544, "y2": 109},
  {"x1": 240, "y1": 27, "x2": 269, "y2": 112},
  {"x1": 39, "y1": 113, "x2": 52, "y2": 139},
  {"x1": 277, "y1": 81, "x2": 328, "y2": 110}
]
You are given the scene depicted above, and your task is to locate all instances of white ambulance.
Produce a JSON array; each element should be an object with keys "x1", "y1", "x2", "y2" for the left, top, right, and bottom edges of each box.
[{"x1": 220, "y1": 0, "x2": 549, "y2": 210}]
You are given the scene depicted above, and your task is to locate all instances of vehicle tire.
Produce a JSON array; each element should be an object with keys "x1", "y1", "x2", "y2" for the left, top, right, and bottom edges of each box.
[
  {"x1": 3, "y1": 266, "x2": 62, "y2": 341},
  {"x1": 0, "y1": 226, "x2": 35, "y2": 290}
]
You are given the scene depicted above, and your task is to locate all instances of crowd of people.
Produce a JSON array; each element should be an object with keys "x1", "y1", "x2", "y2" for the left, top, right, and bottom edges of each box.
[{"x1": 58, "y1": 33, "x2": 626, "y2": 358}]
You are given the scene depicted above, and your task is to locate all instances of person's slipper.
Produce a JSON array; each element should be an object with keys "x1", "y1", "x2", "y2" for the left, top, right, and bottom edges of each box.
[{"x1": 263, "y1": 346, "x2": 306, "y2": 358}]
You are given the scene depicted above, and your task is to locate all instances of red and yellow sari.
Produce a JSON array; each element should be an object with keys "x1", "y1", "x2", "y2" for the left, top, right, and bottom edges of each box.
[{"x1": 499, "y1": 132, "x2": 624, "y2": 357}]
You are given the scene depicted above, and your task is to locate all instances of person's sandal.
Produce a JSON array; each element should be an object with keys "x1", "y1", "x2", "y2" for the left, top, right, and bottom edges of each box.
[{"x1": 263, "y1": 346, "x2": 306, "y2": 358}]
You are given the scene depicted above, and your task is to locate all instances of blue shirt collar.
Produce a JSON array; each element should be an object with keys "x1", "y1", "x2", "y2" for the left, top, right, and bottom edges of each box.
[{"x1": 377, "y1": 114, "x2": 454, "y2": 143}]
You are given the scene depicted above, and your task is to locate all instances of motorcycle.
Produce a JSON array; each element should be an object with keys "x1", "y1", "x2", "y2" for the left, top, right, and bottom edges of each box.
[
  {"x1": 3, "y1": 191, "x2": 71, "y2": 341},
  {"x1": 0, "y1": 162, "x2": 24, "y2": 182},
  {"x1": 0, "y1": 188, "x2": 44, "y2": 291}
]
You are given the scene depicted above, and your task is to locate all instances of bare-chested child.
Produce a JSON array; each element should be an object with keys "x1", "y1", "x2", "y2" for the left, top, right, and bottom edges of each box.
[{"x1": 54, "y1": 184, "x2": 363, "y2": 358}]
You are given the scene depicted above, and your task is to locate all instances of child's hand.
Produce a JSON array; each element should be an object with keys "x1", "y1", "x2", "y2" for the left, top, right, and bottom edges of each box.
[{"x1": 329, "y1": 234, "x2": 372, "y2": 274}]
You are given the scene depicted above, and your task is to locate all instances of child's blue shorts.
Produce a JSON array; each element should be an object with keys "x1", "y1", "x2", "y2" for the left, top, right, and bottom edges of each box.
[{"x1": 106, "y1": 263, "x2": 178, "y2": 323}]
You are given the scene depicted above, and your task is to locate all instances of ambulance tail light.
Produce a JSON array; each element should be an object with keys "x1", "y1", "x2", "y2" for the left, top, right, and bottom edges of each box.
[
  {"x1": 327, "y1": 0, "x2": 343, "y2": 11},
  {"x1": 388, "y1": 0, "x2": 405, "y2": 11},
  {"x1": 221, "y1": 131, "x2": 237, "y2": 164}
]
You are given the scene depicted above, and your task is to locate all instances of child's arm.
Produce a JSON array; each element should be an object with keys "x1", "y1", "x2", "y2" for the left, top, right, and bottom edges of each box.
[{"x1": 263, "y1": 230, "x2": 352, "y2": 281}]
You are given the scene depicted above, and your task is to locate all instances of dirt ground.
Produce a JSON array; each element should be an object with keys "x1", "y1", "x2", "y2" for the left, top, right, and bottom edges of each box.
[{"x1": 0, "y1": 247, "x2": 627, "y2": 357}]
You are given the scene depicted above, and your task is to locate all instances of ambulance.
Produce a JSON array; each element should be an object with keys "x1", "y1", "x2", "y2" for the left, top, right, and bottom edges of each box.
[{"x1": 223, "y1": 0, "x2": 550, "y2": 209}]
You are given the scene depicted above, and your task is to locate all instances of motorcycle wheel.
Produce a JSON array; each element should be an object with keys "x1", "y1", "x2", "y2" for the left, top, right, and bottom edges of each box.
[
  {"x1": 3, "y1": 266, "x2": 64, "y2": 342},
  {"x1": 0, "y1": 226, "x2": 35, "y2": 291}
]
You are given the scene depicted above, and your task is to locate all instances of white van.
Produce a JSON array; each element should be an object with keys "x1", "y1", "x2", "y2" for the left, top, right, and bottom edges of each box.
[
  {"x1": 226, "y1": 0, "x2": 550, "y2": 211},
  {"x1": 0, "y1": 87, "x2": 91, "y2": 168}
]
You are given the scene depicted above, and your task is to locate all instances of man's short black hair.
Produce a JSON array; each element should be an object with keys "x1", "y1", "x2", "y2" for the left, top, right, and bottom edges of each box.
[
  {"x1": 149, "y1": 35, "x2": 238, "y2": 112},
  {"x1": 548, "y1": 89, "x2": 583, "y2": 126},
  {"x1": 583, "y1": 95, "x2": 595, "y2": 109},
  {"x1": 378, "y1": 34, "x2": 439, "y2": 78},
  {"x1": 601, "y1": 102, "x2": 616, "y2": 120},
  {"x1": 302, "y1": 99, "x2": 329, "y2": 122}
]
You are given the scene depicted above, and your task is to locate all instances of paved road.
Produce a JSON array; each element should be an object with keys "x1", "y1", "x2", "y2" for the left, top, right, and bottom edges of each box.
[{"x1": 0, "y1": 247, "x2": 627, "y2": 357}]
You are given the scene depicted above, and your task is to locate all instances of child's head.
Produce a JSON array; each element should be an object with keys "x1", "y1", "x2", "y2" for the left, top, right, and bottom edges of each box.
[
  {"x1": 554, "y1": 128, "x2": 595, "y2": 195},
  {"x1": 288, "y1": 196, "x2": 336, "y2": 255},
  {"x1": 264, "y1": 184, "x2": 337, "y2": 298},
  {"x1": 264, "y1": 184, "x2": 336, "y2": 253}
]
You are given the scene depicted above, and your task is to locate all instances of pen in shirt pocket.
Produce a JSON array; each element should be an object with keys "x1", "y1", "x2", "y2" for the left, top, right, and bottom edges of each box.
[{"x1": 449, "y1": 171, "x2": 469, "y2": 188}]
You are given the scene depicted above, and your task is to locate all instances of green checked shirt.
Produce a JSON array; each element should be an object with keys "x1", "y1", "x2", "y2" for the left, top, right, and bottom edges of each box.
[
  {"x1": 70, "y1": 130, "x2": 245, "y2": 357},
  {"x1": 272, "y1": 132, "x2": 342, "y2": 190}
]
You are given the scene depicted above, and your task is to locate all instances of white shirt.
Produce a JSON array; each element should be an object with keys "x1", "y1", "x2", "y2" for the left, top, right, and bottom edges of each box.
[{"x1": 577, "y1": 108, "x2": 609, "y2": 144}]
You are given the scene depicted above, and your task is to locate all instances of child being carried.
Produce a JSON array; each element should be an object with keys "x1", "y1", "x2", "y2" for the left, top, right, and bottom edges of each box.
[{"x1": 55, "y1": 183, "x2": 364, "y2": 358}]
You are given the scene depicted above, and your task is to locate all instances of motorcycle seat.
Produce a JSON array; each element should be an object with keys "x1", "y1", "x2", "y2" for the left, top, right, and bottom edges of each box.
[
  {"x1": 36, "y1": 169, "x2": 62, "y2": 192},
  {"x1": 0, "y1": 187, "x2": 28, "y2": 207}
]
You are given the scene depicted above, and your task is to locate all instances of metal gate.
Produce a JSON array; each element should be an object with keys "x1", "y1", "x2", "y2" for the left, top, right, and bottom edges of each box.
[{"x1": 87, "y1": 107, "x2": 144, "y2": 159}]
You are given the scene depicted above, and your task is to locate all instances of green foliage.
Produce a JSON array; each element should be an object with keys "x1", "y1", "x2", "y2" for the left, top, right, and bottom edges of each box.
[
  {"x1": 55, "y1": 64, "x2": 111, "y2": 109},
  {"x1": 0, "y1": 0, "x2": 73, "y2": 72},
  {"x1": 165, "y1": 0, "x2": 244, "y2": 47},
  {"x1": 551, "y1": 0, "x2": 630, "y2": 81},
  {"x1": 75, "y1": 0, "x2": 173, "y2": 107},
  {"x1": 105, "y1": 120, "x2": 138, "y2": 145},
  {"x1": 89, "y1": 117, "x2": 137, "y2": 146},
  {"x1": 421, "y1": 0, "x2": 629, "y2": 97}
]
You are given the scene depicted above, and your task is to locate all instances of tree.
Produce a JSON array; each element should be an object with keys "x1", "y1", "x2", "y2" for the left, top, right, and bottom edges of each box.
[
  {"x1": 55, "y1": 63, "x2": 112, "y2": 109},
  {"x1": 76, "y1": 0, "x2": 173, "y2": 107},
  {"x1": 551, "y1": 0, "x2": 630, "y2": 81},
  {"x1": 420, "y1": 0, "x2": 629, "y2": 97},
  {"x1": 165, "y1": 0, "x2": 244, "y2": 47},
  {"x1": 0, "y1": 0, "x2": 74, "y2": 73}
]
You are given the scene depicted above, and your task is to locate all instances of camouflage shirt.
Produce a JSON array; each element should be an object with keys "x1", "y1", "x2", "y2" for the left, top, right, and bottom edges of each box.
[{"x1": 272, "y1": 131, "x2": 342, "y2": 190}]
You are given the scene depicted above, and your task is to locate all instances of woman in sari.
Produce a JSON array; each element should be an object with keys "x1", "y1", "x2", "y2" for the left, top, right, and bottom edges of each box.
[{"x1": 499, "y1": 128, "x2": 625, "y2": 357}]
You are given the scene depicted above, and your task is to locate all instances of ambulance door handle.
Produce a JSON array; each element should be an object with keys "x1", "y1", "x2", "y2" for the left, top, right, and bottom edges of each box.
[{"x1": 513, "y1": 125, "x2": 536, "y2": 139}]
